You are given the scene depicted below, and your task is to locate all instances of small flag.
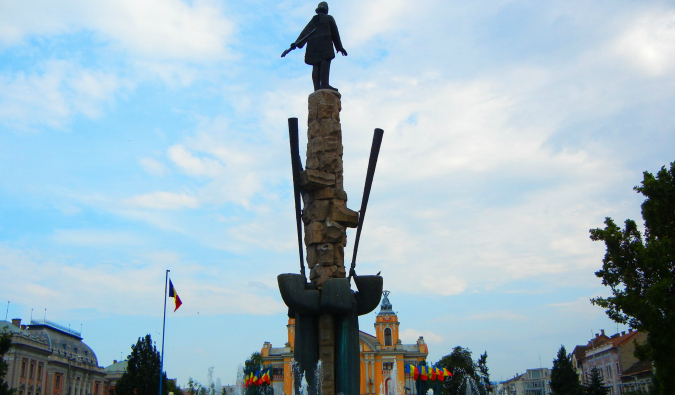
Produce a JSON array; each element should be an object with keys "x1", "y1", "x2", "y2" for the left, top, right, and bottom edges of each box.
[
  {"x1": 421, "y1": 366, "x2": 428, "y2": 381},
  {"x1": 437, "y1": 367, "x2": 444, "y2": 381},
  {"x1": 444, "y1": 367, "x2": 452, "y2": 377},
  {"x1": 429, "y1": 366, "x2": 436, "y2": 381},
  {"x1": 414, "y1": 366, "x2": 420, "y2": 381},
  {"x1": 169, "y1": 280, "x2": 182, "y2": 312}
]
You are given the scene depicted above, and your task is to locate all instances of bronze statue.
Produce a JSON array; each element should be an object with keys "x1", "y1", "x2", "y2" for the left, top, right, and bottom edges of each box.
[{"x1": 281, "y1": 2, "x2": 347, "y2": 91}]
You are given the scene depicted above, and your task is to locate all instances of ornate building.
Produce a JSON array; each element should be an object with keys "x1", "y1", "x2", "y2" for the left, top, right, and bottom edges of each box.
[
  {"x1": 261, "y1": 291, "x2": 428, "y2": 395},
  {"x1": 1, "y1": 319, "x2": 106, "y2": 395}
]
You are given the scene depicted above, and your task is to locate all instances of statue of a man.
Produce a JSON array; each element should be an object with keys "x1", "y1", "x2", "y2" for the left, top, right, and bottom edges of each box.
[{"x1": 282, "y1": 2, "x2": 347, "y2": 91}]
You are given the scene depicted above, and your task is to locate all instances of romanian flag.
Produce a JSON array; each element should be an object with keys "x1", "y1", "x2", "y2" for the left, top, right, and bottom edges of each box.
[
  {"x1": 252, "y1": 371, "x2": 259, "y2": 386},
  {"x1": 429, "y1": 366, "x2": 436, "y2": 381},
  {"x1": 413, "y1": 365, "x2": 420, "y2": 381},
  {"x1": 444, "y1": 368, "x2": 452, "y2": 378},
  {"x1": 437, "y1": 367, "x2": 444, "y2": 381},
  {"x1": 420, "y1": 366, "x2": 428, "y2": 381},
  {"x1": 168, "y1": 280, "x2": 182, "y2": 312},
  {"x1": 264, "y1": 370, "x2": 271, "y2": 385}
]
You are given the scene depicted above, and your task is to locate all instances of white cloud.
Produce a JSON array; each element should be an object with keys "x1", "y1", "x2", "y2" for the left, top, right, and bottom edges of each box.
[
  {"x1": 614, "y1": 9, "x2": 675, "y2": 76},
  {"x1": 399, "y1": 328, "x2": 443, "y2": 344},
  {"x1": 0, "y1": 244, "x2": 286, "y2": 317},
  {"x1": 140, "y1": 157, "x2": 169, "y2": 176},
  {"x1": 51, "y1": 229, "x2": 145, "y2": 247},
  {"x1": 123, "y1": 191, "x2": 199, "y2": 210},
  {"x1": 0, "y1": 0, "x2": 234, "y2": 61},
  {"x1": 0, "y1": 60, "x2": 128, "y2": 130},
  {"x1": 168, "y1": 145, "x2": 225, "y2": 178}
]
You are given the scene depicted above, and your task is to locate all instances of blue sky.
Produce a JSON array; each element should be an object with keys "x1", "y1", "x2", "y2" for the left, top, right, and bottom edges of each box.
[{"x1": 2, "y1": 0, "x2": 675, "y2": 386}]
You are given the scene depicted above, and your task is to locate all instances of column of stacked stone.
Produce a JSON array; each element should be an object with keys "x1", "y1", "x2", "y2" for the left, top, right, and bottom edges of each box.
[{"x1": 300, "y1": 90, "x2": 359, "y2": 288}]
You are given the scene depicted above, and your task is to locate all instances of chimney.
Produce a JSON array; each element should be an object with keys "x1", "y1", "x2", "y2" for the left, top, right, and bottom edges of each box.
[
  {"x1": 621, "y1": 331, "x2": 626, "y2": 336},
  {"x1": 629, "y1": 328, "x2": 633, "y2": 333},
  {"x1": 11, "y1": 318, "x2": 21, "y2": 327},
  {"x1": 601, "y1": 329, "x2": 605, "y2": 336},
  {"x1": 21, "y1": 325, "x2": 26, "y2": 330},
  {"x1": 113, "y1": 360, "x2": 117, "y2": 364},
  {"x1": 595, "y1": 333, "x2": 599, "y2": 338}
]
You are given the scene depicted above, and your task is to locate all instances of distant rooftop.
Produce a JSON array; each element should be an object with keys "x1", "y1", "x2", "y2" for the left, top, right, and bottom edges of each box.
[{"x1": 30, "y1": 319, "x2": 82, "y2": 339}]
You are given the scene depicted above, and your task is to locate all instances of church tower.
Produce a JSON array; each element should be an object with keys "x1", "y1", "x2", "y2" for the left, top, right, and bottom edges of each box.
[{"x1": 375, "y1": 290, "x2": 400, "y2": 349}]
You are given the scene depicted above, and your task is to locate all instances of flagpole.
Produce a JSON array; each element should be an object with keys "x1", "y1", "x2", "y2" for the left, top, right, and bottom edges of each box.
[{"x1": 160, "y1": 269, "x2": 169, "y2": 395}]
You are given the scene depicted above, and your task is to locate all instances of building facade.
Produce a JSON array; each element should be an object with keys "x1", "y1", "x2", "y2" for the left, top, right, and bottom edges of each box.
[
  {"x1": 496, "y1": 368, "x2": 550, "y2": 395},
  {"x1": 2, "y1": 319, "x2": 107, "y2": 395},
  {"x1": 573, "y1": 329, "x2": 651, "y2": 395},
  {"x1": 260, "y1": 291, "x2": 428, "y2": 395}
]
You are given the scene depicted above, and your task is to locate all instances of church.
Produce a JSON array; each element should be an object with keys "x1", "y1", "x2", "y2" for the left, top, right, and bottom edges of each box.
[{"x1": 261, "y1": 291, "x2": 429, "y2": 395}]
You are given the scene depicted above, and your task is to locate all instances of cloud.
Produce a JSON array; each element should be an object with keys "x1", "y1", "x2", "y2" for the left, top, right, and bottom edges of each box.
[
  {"x1": 0, "y1": 60, "x2": 127, "y2": 130},
  {"x1": 399, "y1": 328, "x2": 443, "y2": 344},
  {"x1": 0, "y1": 0, "x2": 234, "y2": 61},
  {"x1": 140, "y1": 157, "x2": 169, "y2": 177},
  {"x1": 613, "y1": 9, "x2": 675, "y2": 77},
  {"x1": 123, "y1": 191, "x2": 199, "y2": 210},
  {"x1": 168, "y1": 145, "x2": 225, "y2": 178},
  {"x1": 51, "y1": 229, "x2": 145, "y2": 247},
  {"x1": 0, "y1": 244, "x2": 285, "y2": 317}
]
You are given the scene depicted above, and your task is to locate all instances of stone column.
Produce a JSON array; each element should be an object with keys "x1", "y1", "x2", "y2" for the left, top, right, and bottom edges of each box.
[{"x1": 301, "y1": 90, "x2": 358, "y2": 287}]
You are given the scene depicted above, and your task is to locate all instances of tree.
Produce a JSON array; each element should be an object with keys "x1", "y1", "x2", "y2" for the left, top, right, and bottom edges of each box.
[
  {"x1": 584, "y1": 367, "x2": 607, "y2": 395},
  {"x1": 550, "y1": 345, "x2": 583, "y2": 395},
  {"x1": 438, "y1": 346, "x2": 490, "y2": 395},
  {"x1": 590, "y1": 162, "x2": 675, "y2": 395},
  {"x1": 116, "y1": 334, "x2": 170, "y2": 395},
  {"x1": 0, "y1": 331, "x2": 16, "y2": 395}
]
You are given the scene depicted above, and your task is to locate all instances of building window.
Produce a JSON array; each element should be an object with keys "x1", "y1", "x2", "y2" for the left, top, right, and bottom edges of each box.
[
  {"x1": 37, "y1": 364, "x2": 43, "y2": 381},
  {"x1": 384, "y1": 328, "x2": 392, "y2": 346},
  {"x1": 30, "y1": 361, "x2": 35, "y2": 379},
  {"x1": 55, "y1": 375, "x2": 61, "y2": 390},
  {"x1": 383, "y1": 362, "x2": 394, "y2": 371}
]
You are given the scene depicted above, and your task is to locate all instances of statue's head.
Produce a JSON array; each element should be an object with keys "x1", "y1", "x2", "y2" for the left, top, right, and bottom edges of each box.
[{"x1": 316, "y1": 1, "x2": 328, "y2": 14}]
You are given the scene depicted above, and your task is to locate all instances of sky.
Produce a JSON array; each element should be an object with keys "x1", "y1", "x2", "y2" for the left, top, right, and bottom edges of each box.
[{"x1": 1, "y1": 0, "x2": 674, "y2": 387}]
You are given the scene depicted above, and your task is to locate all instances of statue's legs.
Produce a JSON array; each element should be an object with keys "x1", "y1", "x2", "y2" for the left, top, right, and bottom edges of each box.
[{"x1": 312, "y1": 60, "x2": 333, "y2": 91}]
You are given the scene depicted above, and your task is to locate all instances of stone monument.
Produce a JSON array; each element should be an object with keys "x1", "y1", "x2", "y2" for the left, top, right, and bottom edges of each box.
[{"x1": 278, "y1": 14, "x2": 385, "y2": 392}]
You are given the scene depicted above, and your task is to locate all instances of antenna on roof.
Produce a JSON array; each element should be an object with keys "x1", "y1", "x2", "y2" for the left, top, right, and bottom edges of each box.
[
  {"x1": 44, "y1": 309, "x2": 47, "y2": 321},
  {"x1": 5, "y1": 301, "x2": 8, "y2": 321},
  {"x1": 30, "y1": 308, "x2": 33, "y2": 322}
]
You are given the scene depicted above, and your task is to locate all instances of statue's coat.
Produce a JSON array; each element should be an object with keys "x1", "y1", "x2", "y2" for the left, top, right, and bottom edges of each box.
[{"x1": 296, "y1": 13, "x2": 344, "y2": 65}]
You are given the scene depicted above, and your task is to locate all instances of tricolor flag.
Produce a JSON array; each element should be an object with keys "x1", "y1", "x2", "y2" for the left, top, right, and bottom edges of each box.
[
  {"x1": 430, "y1": 366, "x2": 436, "y2": 381},
  {"x1": 420, "y1": 366, "x2": 428, "y2": 381},
  {"x1": 414, "y1": 365, "x2": 420, "y2": 381},
  {"x1": 169, "y1": 280, "x2": 182, "y2": 311},
  {"x1": 437, "y1": 367, "x2": 444, "y2": 381},
  {"x1": 444, "y1": 367, "x2": 452, "y2": 377}
]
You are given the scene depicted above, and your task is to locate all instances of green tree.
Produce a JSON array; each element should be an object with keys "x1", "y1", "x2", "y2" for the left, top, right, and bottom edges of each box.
[
  {"x1": 550, "y1": 345, "x2": 583, "y2": 395},
  {"x1": 1, "y1": 331, "x2": 16, "y2": 395},
  {"x1": 584, "y1": 367, "x2": 606, "y2": 395},
  {"x1": 116, "y1": 335, "x2": 170, "y2": 395},
  {"x1": 438, "y1": 346, "x2": 489, "y2": 395},
  {"x1": 589, "y1": 162, "x2": 675, "y2": 395}
]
